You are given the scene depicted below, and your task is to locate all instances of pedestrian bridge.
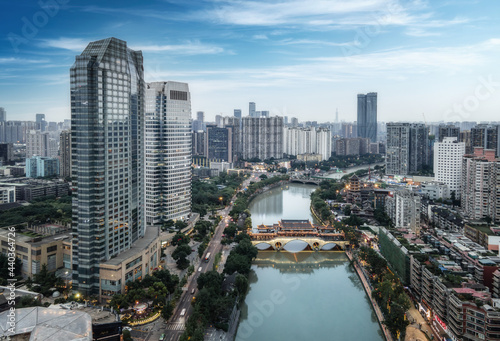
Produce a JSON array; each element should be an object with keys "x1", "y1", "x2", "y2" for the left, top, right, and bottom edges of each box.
[
  {"x1": 289, "y1": 177, "x2": 322, "y2": 185},
  {"x1": 251, "y1": 237, "x2": 349, "y2": 251}
]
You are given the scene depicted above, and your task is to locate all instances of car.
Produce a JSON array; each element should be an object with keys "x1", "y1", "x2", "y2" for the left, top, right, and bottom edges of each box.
[
  {"x1": 123, "y1": 327, "x2": 132, "y2": 332},
  {"x1": 198, "y1": 266, "x2": 202, "y2": 272},
  {"x1": 159, "y1": 333, "x2": 165, "y2": 341}
]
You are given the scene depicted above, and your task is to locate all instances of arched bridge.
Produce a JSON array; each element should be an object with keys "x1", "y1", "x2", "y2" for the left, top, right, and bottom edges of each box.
[
  {"x1": 251, "y1": 237, "x2": 349, "y2": 251},
  {"x1": 289, "y1": 178, "x2": 322, "y2": 185}
]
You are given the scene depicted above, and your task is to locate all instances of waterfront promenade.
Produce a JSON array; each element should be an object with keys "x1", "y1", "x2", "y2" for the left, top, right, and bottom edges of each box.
[{"x1": 346, "y1": 251, "x2": 393, "y2": 341}]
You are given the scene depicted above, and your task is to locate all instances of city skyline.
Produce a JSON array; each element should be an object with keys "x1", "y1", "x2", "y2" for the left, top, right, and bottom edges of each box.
[{"x1": 2, "y1": 1, "x2": 500, "y2": 122}]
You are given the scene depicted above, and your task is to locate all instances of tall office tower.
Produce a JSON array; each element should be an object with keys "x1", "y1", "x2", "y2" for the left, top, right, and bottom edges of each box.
[
  {"x1": 434, "y1": 137, "x2": 465, "y2": 199},
  {"x1": 192, "y1": 131, "x2": 205, "y2": 156},
  {"x1": 460, "y1": 121, "x2": 477, "y2": 131},
  {"x1": 357, "y1": 92, "x2": 377, "y2": 142},
  {"x1": 234, "y1": 109, "x2": 242, "y2": 119},
  {"x1": 460, "y1": 130, "x2": 472, "y2": 154},
  {"x1": 261, "y1": 111, "x2": 269, "y2": 118},
  {"x1": 386, "y1": 123, "x2": 429, "y2": 175},
  {"x1": 290, "y1": 117, "x2": 298, "y2": 127},
  {"x1": 59, "y1": 130, "x2": 71, "y2": 178},
  {"x1": 335, "y1": 108, "x2": 339, "y2": 123},
  {"x1": 197, "y1": 111, "x2": 204, "y2": 122},
  {"x1": 71, "y1": 38, "x2": 145, "y2": 295},
  {"x1": 249, "y1": 102, "x2": 256, "y2": 117},
  {"x1": 471, "y1": 124, "x2": 500, "y2": 156},
  {"x1": 461, "y1": 148, "x2": 500, "y2": 223},
  {"x1": 0, "y1": 108, "x2": 6, "y2": 122},
  {"x1": 26, "y1": 130, "x2": 58, "y2": 158},
  {"x1": 284, "y1": 116, "x2": 288, "y2": 125},
  {"x1": 205, "y1": 125, "x2": 233, "y2": 162},
  {"x1": 145, "y1": 81, "x2": 192, "y2": 226},
  {"x1": 242, "y1": 116, "x2": 283, "y2": 160},
  {"x1": 438, "y1": 124, "x2": 460, "y2": 142},
  {"x1": 35, "y1": 113, "x2": 46, "y2": 132}
]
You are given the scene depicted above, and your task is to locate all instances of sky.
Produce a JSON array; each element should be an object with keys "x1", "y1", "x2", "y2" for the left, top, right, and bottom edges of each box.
[{"x1": 1, "y1": 0, "x2": 500, "y2": 123}]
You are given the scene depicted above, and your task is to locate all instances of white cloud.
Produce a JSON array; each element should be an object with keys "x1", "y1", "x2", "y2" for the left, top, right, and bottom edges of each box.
[
  {"x1": 132, "y1": 41, "x2": 225, "y2": 55},
  {"x1": 0, "y1": 57, "x2": 49, "y2": 64},
  {"x1": 39, "y1": 38, "x2": 88, "y2": 51}
]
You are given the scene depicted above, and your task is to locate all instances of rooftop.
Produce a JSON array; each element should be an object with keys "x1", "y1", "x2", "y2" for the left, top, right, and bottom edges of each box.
[
  {"x1": 0, "y1": 307, "x2": 92, "y2": 341},
  {"x1": 101, "y1": 226, "x2": 159, "y2": 266}
]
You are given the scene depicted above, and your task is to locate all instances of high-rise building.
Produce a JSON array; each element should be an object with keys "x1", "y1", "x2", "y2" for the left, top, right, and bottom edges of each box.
[
  {"x1": 215, "y1": 114, "x2": 223, "y2": 127},
  {"x1": 0, "y1": 108, "x2": 6, "y2": 122},
  {"x1": 290, "y1": 117, "x2": 298, "y2": 127},
  {"x1": 461, "y1": 148, "x2": 500, "y2": 224},
  {"x1": 59, "y1": 130, "x2": 71, "y2": 178},
  {"x1": 471, "y1": 124, "x2": 500, "y2": 156},
  {"x1": 357, "y1": 92, "x2": 377, "y2": 142},
  {"x1": 71, "y1": 38, "x2": 145, "y2": 296},
  {"x1": 234, "y1": 109, "x2": 242, "y2": 119},
  {"x1": 261, "y1": 110, "x2": 269, "y2": 118},
  {"x1": 222, "y1": 116, "x2": 241, "y2": 161},
  {"x1": 386, "y1": 123, "x2": 429, "y2": 175},
  {"x1": 386, "y1": 189, "x2": 421, "y2": 233},
  {"x1": 460, "y1": 130, "x2": 472, "y2": 154},
  {"x1": 145, "y1": 81, "x2": 192, "y2": 226},
  {"x1": 26, "y1": 156, "x2": 59, "y2": 178},
  {"x1": 0, "y1": 143, "x2": 13, "y2": 165},
  {"x1": 26, "y1": 130, "x2": 58, "y2": 158},
  {"x1": 35, "y1": 113, "x2": 46, "y2": 132},
  {"x1": 192, "y1": 131, "x2": 205, "y2": 156},
  {"x1": 434, "y1": 137, "x2": 465, "y2": 199},
  {"x1": 283, "y1": 127, "x2": 331, "y2": 160},
  {"x1": 242, "y1": 116, "x2": 283, "y2": 160},
  {"x1": 249, "y1": 102, "x2": 256, "y2": 117},
  {"x1": 206, "y1": 125, "x2": 233, "y2": 162},
  {"x1": 438, "y1": 124, "x2": 460, "y2": 142}
]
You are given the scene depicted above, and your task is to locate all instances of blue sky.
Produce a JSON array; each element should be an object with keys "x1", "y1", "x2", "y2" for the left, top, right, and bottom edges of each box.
[{"x1": 1, "y1": 0, "x2": 500, "y2": 123}]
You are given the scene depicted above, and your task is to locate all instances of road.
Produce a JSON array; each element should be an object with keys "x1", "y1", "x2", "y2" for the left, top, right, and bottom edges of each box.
[{"x1": 164, "y1": 174, "x2": 257, "y2": 341}]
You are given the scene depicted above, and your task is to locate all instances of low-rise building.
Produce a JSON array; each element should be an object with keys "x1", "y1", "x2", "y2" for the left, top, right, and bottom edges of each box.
[{"x1": 98, "y1": 226, "x2": 161, "y2": 301}]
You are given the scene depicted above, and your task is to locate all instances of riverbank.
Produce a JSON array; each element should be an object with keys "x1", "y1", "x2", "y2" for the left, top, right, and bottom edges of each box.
[{"x1": 346, "y1": 251, "x2": 393, "y2": 341}]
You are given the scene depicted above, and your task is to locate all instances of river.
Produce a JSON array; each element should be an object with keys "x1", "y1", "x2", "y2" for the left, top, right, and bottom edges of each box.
[{"x1": 235, "y1": 183, "x2": 384, "y2": 341}]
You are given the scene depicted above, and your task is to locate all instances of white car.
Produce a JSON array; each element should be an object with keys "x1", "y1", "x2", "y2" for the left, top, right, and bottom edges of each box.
[
  {"x1": 198, "y1": 266, "x2": 202, "y2": 272},
  {"x1": 123, "y1": 327, "x2": 132, "y2": 332}
]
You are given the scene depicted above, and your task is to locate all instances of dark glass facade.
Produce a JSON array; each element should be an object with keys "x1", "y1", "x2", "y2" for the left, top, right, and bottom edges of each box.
[{"x1": 70, "y1": 38, "x2": 144, "y2": 295}]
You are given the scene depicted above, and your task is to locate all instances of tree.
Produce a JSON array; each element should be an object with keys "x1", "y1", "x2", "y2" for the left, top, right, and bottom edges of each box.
[
  {"x1": 161, "y1": 302, "x2": 174, "y2": 320},
  {"x1": 123, "y1": 330, "x2": 133, "y2": 341},
  {"x1": 235, "y1": 274, "x2": 249, "y2": 296},
  {"x1": 171, "y1": 233, "x2": 190, "y2": 246},
  {"x1": 110, "y1": 294, "x2": 129, "y2": 310},
  {"x1": 175, "y1": 220, "x2": 188, "y2": 230},
  {"x1": 224, "y1": 224, "x2": 238, "y2": 238}
]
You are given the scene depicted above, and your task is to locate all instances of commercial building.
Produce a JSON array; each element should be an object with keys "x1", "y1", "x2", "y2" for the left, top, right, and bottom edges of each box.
[
  {"x1": 242, "y1": 116, "x2": 283, "y2": 160},
  {"x1": 71, "y1": 37, "x2": 145, "y2": 295},
  {"x1": 434, "y1": 137, "x2": 465, "y2": 199},
  {"x1": 0, "y1": 120, "x2": 37, "y2": 144},
  {"x1": 0, "y1": 228, "x2": 72, "y2": 278},
  {"x1": 249, "y1": 102, "x2": 256, "y2": 117},
  {"x1": 0, "y1": 143, "x2": 13, "y2": 165},
  {"x1": 357, "y1": 92, "x2": 377, "y2": 142},
  {"x1": 145, "y1": 81, "x2": 192, "y2": 226},
  {"x1": 99, "y1": 226, "x2": 160, "y2": 300},
  {"x1": 386, "y1": 122, "x2": 429, "y2": 175},
  {"x1": 205, "y1": 125, "x2": 233, "y2": 162}
]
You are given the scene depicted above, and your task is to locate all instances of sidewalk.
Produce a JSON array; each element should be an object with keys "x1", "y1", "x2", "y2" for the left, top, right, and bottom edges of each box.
[{"x1": 346, "y1": 251, "x2": 393, "y2": 341}]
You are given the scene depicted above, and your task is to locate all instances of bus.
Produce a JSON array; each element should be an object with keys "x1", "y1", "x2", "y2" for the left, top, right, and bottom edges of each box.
[
  {"x1": 204, "y1": 252, "x2": 211, "y2": 262},
  {"x1": 180, "y1": 308, "x2": 186, "y2": 317}
]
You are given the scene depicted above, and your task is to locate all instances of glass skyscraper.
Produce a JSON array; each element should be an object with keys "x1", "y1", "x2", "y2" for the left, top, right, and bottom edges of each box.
[
  {"x1": 357, "y1": 92, "x2": 377, "y2": 143},
  {"x1": 70, "y1": 38, "x2": 144, "y2": 295},
  {"x1": 145, "y1": 81, "x2": 192, "y2": 226}
]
